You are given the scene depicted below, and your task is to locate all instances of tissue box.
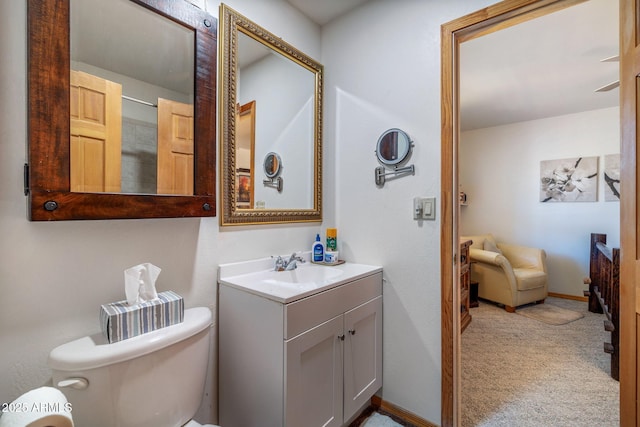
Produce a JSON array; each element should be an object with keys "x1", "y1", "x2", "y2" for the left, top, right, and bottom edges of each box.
[{"x1": 100, "y1": 290, "x2": 184, "y2": 343}]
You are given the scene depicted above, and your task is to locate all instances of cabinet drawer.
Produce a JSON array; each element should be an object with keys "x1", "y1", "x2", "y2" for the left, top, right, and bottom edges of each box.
[{"x1": 284, "y1": 272, "x2": 382, "y2": 339}]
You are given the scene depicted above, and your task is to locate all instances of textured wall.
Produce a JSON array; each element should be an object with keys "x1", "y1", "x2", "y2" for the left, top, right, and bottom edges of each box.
[{"x1": 322, "y1": 0, "x2": 496, "y2": 423}]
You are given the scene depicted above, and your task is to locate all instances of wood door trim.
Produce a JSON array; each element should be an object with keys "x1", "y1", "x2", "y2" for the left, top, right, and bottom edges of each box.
[{"x1": 619, "y1": 0, "x2": 637, "y2": 424}]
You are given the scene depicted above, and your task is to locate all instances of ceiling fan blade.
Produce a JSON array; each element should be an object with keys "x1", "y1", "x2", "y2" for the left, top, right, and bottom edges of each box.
[
  {"x1": 595, "y1": 80, "x2": 620, "y2": 92},
  {"x1": 600, "y1": 55, "x2": 619, "y2": 62}
]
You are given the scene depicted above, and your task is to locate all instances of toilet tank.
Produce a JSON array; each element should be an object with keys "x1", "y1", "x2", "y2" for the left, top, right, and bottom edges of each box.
[{"x1": 48, "y1": 307, "x2": 212, "y2": 427}]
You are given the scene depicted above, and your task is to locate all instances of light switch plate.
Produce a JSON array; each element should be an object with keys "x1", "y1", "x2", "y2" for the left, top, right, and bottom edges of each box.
[
  {"x1": 413, "y1": 197, "x2": 436, "y2": 220},
  {"x1": 422, "y1": 197, "x2": 436, "y2": 220}
]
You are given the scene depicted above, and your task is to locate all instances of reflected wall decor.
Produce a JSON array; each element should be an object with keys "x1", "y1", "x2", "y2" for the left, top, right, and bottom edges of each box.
[
  {"x1": 604, "y1": 154, "x2": 620, "y2": 201},
  {"x1": 540, "y1": 156, "x2": 598, "y2": 202},
  {"x1": 236, "y1": 168, "x2": 252, "y2": 208}
]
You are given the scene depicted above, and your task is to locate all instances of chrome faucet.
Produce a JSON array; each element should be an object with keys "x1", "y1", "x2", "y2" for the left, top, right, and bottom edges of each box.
[
  {"x1": 285, "y1": 252, "x2": 303, "y2": 271},
  {"x1": 274, "y1": 252, "x2": 305, "y2": 271}
]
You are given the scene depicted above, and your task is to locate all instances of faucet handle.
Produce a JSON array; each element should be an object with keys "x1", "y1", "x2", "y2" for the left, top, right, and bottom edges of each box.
[{"x1": 273, "y1": 255, "x2": 285, "y2": 271}]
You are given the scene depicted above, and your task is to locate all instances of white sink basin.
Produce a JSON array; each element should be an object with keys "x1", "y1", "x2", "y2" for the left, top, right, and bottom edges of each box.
[
  {"x1": 263, "y1": 265, "x2": 343, "y2": 285},
  {"x1": 218, "y1": 256, "x2": 382, "y2": 303}
]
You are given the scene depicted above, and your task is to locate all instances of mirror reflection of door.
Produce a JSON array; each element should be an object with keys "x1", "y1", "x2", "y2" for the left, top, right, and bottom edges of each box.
[
  {"x1": 70, "y1": 70, "x2": 122, "y2": 193},
  {"x1": 379, "y1": 132, "x2": 399, "y2": 162},
  {"x1": 157, "y1": 98, "x2": 194, "y2": 195},
  {"x1": 70, "y1": 0, "x2": 195, "y2": 195},
  {"x1": 236, "y1": 101, "x2": 256, "y2": 208}
]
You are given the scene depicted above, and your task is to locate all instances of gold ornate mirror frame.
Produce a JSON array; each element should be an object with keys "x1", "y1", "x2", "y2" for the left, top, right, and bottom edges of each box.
[{"x1": 219, "y1": 4, "x2": 323, "y2": 226}]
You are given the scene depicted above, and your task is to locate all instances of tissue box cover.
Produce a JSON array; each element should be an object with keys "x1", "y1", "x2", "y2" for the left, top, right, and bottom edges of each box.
[{"x1": 100, "y1": 291, "x2": 184, "y2": 343}]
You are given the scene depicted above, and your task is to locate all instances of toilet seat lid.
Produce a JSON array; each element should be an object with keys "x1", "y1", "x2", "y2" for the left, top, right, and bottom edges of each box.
[{"x1": 49, "y1": 307, "x2": 211, "y2": 371}]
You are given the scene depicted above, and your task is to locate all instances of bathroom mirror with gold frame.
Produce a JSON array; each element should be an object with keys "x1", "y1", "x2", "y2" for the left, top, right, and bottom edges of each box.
[
  {"x1": 219, "y1": 4, "x2": 322, "y2": 225},
  {"x1": 27, "y1": 0, "x2": 217, "y2": 220}
]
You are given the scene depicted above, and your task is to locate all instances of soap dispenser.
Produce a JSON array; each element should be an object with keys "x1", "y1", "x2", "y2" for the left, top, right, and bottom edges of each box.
[{"x1": 311, "y1": 234, "x2": 325, "y2": 263}]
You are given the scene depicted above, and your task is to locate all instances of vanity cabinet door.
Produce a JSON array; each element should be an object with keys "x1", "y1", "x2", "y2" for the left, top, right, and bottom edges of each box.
[
  {"x1": 343, "y1": 296, "x2": 383, "y2": 421},
  {"x1": 285, "y1": 314, "x2": 344, "y2": 427}
]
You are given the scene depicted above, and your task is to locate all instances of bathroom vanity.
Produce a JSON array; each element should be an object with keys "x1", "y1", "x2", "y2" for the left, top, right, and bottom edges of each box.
[{"x1": 218, "y1": 257, "x2": 383, "y2": 427}]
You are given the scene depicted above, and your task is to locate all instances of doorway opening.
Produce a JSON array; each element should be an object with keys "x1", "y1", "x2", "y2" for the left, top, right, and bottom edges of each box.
[{"x1": 441, "y1": 0, "x2": 620, "y2": 425}]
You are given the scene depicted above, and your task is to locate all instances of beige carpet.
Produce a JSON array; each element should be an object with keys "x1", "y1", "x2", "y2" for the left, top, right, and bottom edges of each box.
[
  {"x1": 516, "y1": 302, "x2": 584, "y2": 325},
  {"x1": 462, "y1": 297, "x2": 619, "y2": 427}
]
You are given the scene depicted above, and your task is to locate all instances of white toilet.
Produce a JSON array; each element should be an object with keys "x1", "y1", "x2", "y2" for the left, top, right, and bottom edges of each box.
[{"x1": 48, "y1": 307, "x2": 218, "y2": 427}]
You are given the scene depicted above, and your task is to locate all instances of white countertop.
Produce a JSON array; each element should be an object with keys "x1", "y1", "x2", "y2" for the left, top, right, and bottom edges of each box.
[{"x1": 218, "y1": 255, "x2": 382, "y2": 303}]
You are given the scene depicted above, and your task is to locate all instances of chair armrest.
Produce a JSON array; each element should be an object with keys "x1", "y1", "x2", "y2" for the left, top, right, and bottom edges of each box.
[
  {"x1": 469, "y1": 248, "x2": 511, "y2": 269},
  {"x1": 498, "y1": 243, "x2": 547, "y2": 271},
  {"x1": 469, "y1": 248, "x2": 519, "y2": 295}
]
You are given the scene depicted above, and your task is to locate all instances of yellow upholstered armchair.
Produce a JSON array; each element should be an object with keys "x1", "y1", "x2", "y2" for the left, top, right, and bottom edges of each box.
[{"x1": 460, "y1": 233, "x2": 548, "y2": 312}]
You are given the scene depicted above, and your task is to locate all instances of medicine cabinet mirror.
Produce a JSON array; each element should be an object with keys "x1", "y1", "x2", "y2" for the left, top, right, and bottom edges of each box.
[
  {"x1": 219, "y1": 4, "x2": 322, "y2": 225},
  {"x1": 27, "y1": 0, "x2": 217, "y2": 220}
]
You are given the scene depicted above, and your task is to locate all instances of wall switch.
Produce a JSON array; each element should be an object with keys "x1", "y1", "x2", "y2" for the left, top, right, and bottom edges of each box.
[
  {"x1": 413, "y1": 197, "x2": 436, "y2": 220},
  {"x1": 422, "y1": 197, "x2": 436, "y2": 220}
]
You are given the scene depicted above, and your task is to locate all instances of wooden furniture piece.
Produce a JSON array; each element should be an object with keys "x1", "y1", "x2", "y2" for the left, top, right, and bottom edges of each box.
[
  {"x1": 588, "y1": 233, "x2": 620, "y2": 381},
  {"x1": 460, "y1": 239, "x2": 472, "y2": 332},
  {"x1": 469, "y1": 280, "x2": 479, "y2": 308},
  {"x1": 219, "y1": 270, "x2": 383, "y2": 427}
]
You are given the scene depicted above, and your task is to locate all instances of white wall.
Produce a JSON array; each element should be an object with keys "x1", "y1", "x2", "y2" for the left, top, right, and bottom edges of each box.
[
  {"x1": 460, "y1": 107, "x2": 620, "y2": 297},
  {"x1": 323, "y1": 0, "x2": 495, "y2": 423},
  {"x1": 0, "y1": 1, "x2": 321, "y2": 424}
]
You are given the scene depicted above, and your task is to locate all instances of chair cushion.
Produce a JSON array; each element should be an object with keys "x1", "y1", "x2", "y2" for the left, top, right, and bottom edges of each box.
[
  {"x1": 513, "y1": 268, "x2": 546, "y2": 291},
  {"x1": 483, "y1": 239, "x2": 503, "y2": 255},
  {"x1": 463, "y1": 233, "x2": 497, "y2": 251}
]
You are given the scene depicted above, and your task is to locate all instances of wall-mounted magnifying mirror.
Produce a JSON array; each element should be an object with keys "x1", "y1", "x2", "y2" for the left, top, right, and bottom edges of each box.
[
  {"x1": 376, "y1": 128, "x2": 412, "y2": 165},
  {"x1": 374, "y1": 128, "x2": 415, "y2": 187},
  {"x1": 219, "y1": 4, "x2": 322, "y2": 225},
  {"x1": 264, "y1": 152, "x2": 282, "y2": 178},
  {"x1": 27, "y1": 0, "x2": 217, "y2": 220},
  {"x1": 263, "y1": 152, "x2": 283, "y2": 192}
]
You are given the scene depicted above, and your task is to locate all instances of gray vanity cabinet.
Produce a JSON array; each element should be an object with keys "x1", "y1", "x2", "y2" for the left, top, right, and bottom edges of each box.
[{"x1": 218, "y1": 271, "x2": 383, "y2": 427}]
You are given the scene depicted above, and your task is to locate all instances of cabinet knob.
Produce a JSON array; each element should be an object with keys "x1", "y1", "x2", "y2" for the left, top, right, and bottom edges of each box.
[
  {"x1": 338, "y1": 334, "x2": 345, "y2": 341},
  {"x1": 348, "y1": 329, "x2": 356, "y2": 335}
]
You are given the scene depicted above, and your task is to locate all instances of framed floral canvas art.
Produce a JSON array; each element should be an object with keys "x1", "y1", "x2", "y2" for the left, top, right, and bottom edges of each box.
[
  {"x1": 603, "y1": 154, "x2": 620, "y2": 202},
  {"x1": 540, "y1": 156, "x2": 598, "y2": 202}
]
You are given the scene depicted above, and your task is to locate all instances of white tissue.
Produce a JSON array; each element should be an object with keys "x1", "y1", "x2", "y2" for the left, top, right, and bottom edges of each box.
[
  {"x1": 0, "y1": 386, "x2": 73, "y2": 427},
  {"x1": 124, "y1": 263, "x2": 161, "y2": 306}
]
